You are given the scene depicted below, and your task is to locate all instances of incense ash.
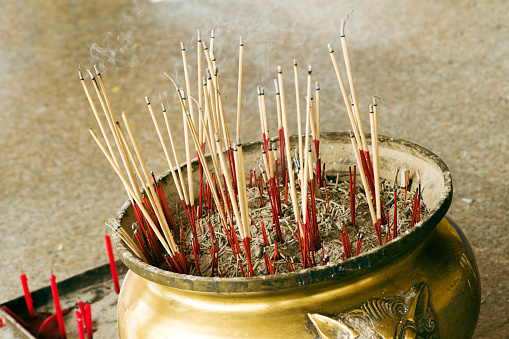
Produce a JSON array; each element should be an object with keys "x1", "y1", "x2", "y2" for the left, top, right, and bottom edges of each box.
[
  {"x1": 83, "y1": 22, "x2": 428, "y2": 279},
  {"x1": 156, "y1": 175, "x2": 425, "y2": 278}
]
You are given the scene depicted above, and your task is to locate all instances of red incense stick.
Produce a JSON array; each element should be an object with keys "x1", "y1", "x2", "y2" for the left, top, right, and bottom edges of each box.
[
  {"x1": 78, "y1": 300, "x2": 86, "y2": 319},
  {"x1": 50, "y1": 273, "x2": 67, "y2": 339},
  {"x1": 393, "y1": 190, "x2": 398, "y2": 239},
  {"x1": 76, "y1": 311, "x2": 85, "y2": 339},
  {"x1": 85, "y1": 303, "x2": 92, "y2": 339},
  {"x1": 403, "y1": 171, "x2": 410, "y2": 207},
  {"x1": 105, "y1": 234, "x2": 120, "y2": 294},
  {"x1": 20, "y1": 273, "x2": 35, "y2": 318},
  {"x1": 355, "y1": 233, "x2": 363, "y2": 256}
]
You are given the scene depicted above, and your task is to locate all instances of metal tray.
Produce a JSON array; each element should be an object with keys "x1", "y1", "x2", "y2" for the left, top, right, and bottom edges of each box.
[{"x1": 0, "y1": 261, "x2": 127, "y2": 339}]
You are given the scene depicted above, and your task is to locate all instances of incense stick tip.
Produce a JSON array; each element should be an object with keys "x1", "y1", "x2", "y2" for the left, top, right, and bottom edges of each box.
[
  {"x1": 315, "y1": 82, "x2": 320, "y2": 90},
  {"x1": 328, "y1": 43, "x2": 334, "y2": 53},
  {"x1": 210, "y1": 29, "x2": 215, "y2": 38},
  {"x1": 93, "y1": 64, "x2": 100, "y2": 76},
  {"x1": 273, "y1": 79, "x2": 280, "y2": 94},
  {"x1": 240, "y1": 36, "x2": 243, "y2": 46},
  {"x1": 145, "y1": 96, "x2": 150, "y2": 105},
  {"x1": 308, "y1": 64, "x2": 312, "y2": 74},
  {"x1": 261, "y1": 145, "x2": 266, "y2": 153},
  {"x1": 340, "y1": 20, "x2": 346, "y2": 37},
  {"x1": 161, "y1": 103, "x2": 166, "y2": 112},
  {"x1": 78, "y1": 69, "x2": 84, "y2": 81},
  {"x1": 369, "y1": 104, "x2": 373, "y2": 113},
  {"x1": 180, "y1": 42, "x2": 185, "y2": 50},
  {"x1": 349, "y1": 130, "x2": 354, "y2": 138},
  {"x1": 293, "y1": 59, "x2": 297, "y2": 66},
  {"x1": 277, "y1": 65, "x2": 282, "y2": 74},
  {"x1": 373, "y1": 97, "x2": 378, "y2": 106},
  {"x1": 86, "y1": 68, "x2": 95, "y2": 80}
]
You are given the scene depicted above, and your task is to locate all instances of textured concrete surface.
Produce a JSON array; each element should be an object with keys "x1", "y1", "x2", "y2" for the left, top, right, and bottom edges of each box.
[{"x1": 0, "y1": 0, "x2": 507, "y2": 337}]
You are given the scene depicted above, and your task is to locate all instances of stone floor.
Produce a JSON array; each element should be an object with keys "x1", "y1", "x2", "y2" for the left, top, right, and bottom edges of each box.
[{"x1": 0, "y1": 0, "x2": 507, "y2": 337}]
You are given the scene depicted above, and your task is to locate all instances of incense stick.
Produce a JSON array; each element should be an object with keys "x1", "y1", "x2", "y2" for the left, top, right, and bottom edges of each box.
[
  {"x1": 369, "y1": 104, "x2": 382, "y2": 225},
  {"x1": 328, "y1": 44, "x2": 363, "y2": 150},
  {"x1": 278, "y1": 66, "x2": 304, "y2": 239},
  {"x1": 236, "y1": 37, "x2": 244, "y2": 142},
  {"x1": 293, "y1": 60, "x2": 304, "y2": 183},
  {"x1": 349, "y1": 131, "x2": 377, "y2": 225},
  {"x1": 340, "y1": 19, "x2": 368, "y2": 153}
]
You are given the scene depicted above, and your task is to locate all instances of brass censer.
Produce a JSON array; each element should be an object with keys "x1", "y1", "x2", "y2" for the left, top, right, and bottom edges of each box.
[{"x1": 114, "y1": 132, "x2": 480, "y2": 338}]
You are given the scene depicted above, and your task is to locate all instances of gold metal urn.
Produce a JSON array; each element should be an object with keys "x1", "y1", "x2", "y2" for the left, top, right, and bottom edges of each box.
[{"x1": 113, "y1": 132, "x2": 480, "y2": 338}]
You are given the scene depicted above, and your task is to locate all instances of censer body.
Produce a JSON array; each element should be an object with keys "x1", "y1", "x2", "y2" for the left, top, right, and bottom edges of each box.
[{"x1": 114, "y1": 133, "x2": 480, "y2": 338}]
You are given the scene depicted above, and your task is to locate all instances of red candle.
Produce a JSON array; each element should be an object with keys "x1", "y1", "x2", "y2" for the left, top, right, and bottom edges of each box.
[
  {"x1": 75, "y1": 311, "x2": 85, "y2": 339},
  {"x1": 50, "y1": 273, "x2": 67, "y2": 339},
  {"x1": 77, "y1": 300, "x2": 86, "y2": 320},
  {"x1": 105, "y1": 234, "x2": 120, "y2": 294},
  {"x1": 85, "y1": 303, "x2": 93, "y2": 339},
  {"x1": 20, "y1": 273, "x2": 35, "y2": 318}
]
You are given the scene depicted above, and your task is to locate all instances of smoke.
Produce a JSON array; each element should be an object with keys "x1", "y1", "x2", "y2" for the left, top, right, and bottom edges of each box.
[{"x1": 89, "y1": 0, "x2": 392, "y2": 138}]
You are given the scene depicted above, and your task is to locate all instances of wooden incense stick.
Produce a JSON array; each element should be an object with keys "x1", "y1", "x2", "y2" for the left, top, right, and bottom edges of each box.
[
  {"x1": 277, "y1": 66, "x2": 304, "y2": 238},
  {"x1": 120, "y1": 112, "x2": 177, "y2": 252},
  {"x1": 370, "y1": 103, "x2": 382, "y2": 225},
  {"x1": 301, "y1": 66, "x2": 313, "y2": 227},
  {"x1": 197, "y1": 31, "x2": 204, "y2": 145},
  {"x1": 236, "y1": 37, "x2": 244, "y2": 141},
  {"x1": 179, "y1": 49, "x2": 196, "y2": 212},
  {"x1": 79, "y1": 68, "x2": 119, "y2": 168},
  {"x1": 315, "y1": 82, "x2": 321, "y2": 144},
  {"x1": 349, "y1": 131, "x2": 377, "y2": 226},
  {"x1": 293, "y1": 60, "x2": 304, "y2": 182},
  {"x1": 178, "y1": 88, "x2": 230, "y2": 230},
  {"x1": 90, "y1": 128, "x2": 175, "y2": 257},
  {"x1": 340, "y1": 19, "x2": 369, "y2": 153},
  {"x1": 146, "y1": 97, "x2": 187, "y2": 205},
  {"x1": 328, "y1": 45, "x2": 363, "y2": 151},
  {"x1": 215, "y1": 135, "x2": 243, "y2": 231},
  {"x1": 161, "y1": 104, "x2": 189, "y2": 206},
  {"x1": 209, "y1": 29, "x2": 215, "y2": 55}
]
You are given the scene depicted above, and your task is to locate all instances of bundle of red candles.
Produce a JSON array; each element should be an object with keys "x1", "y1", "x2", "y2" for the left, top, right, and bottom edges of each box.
[{"x1": 7, "y1": 235, "x2": 121, "y2": 338}]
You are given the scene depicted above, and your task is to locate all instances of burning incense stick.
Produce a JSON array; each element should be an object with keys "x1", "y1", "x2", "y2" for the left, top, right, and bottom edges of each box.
[
  {"x1": 278, "y1": 66, "x2": 304, "y2": 239},
  {"x1": 236, "y1": 37, "x2": 244, "y2": 142},
  {"x1": 161, "y1": 104, "x2": 189, "y2": 206},
  {"x1": 79, "y1": 68, "x2": 119, "y2": 168},
  {"x1": 293, "y1": 60, "x2": 304, "y2": 183},
  {"x1": 340, "y1": 19, "x2": 369, "y2": 153},
  {"x1": 328, "y1": 44, "x2": 363, "y2": 150},
  {"x1": 349, "y1": 131, "x2": 377, "y2": 227},
  {"x1": 369, "y1": 104, "x2": 382, "y2": 226}
]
